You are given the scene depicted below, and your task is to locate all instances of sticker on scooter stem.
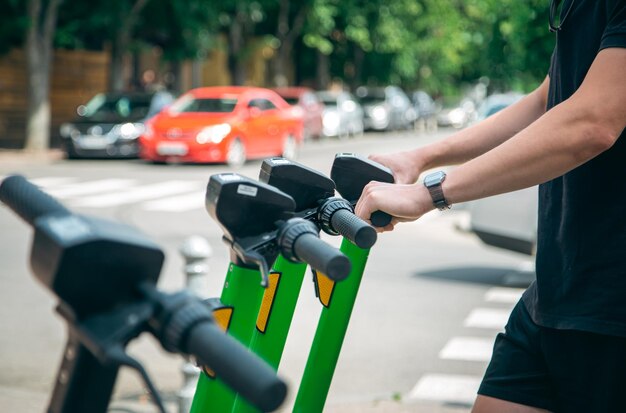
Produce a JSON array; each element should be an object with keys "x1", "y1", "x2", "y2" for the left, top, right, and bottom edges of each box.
[
  {"x1": 256, "y1": 272, "x2": 281, "y2": 333},
  {"x1": 313, "y1": 270, "x2": 335, "y2": 308},
  {"x1": 202, "y1": 302, "x2": 234, "y2": 379}
]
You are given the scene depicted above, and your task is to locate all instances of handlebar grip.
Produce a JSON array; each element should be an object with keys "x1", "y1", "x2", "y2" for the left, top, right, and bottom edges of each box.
[
  {"x1": 293, "y1": 233, "x2": 351, "y2": 281},
  {"x1": 330, "y1": 208, "x2": 377, "y2": 249},
  {"x1": 187, "y1": 321, "x2": 287, "y2": 412},
  {"x1": 370, "y1": 210, "x2": 392, "y2": 228},
  {"x1": 0, "y1": 175, "x2": 70, "y2": 226}
]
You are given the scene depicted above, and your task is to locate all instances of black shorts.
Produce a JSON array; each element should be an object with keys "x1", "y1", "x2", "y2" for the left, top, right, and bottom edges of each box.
[{"x1": 478, "y1": 300, "x2": 626, "y2": 412}]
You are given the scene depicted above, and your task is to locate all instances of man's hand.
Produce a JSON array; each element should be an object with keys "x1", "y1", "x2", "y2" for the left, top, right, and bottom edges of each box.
[
  {"x1": 354, "y1": 181, "x2": 434, "y2": 232},
  {"x1": 369, "y1": 151, "x2": 424, "y2": 184}
]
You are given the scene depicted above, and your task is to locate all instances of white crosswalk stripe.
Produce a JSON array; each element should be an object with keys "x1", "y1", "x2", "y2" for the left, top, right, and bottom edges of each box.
[
  {"x1": 463, "y1": 307, "x2": 512, "y2": 330},
  {"x1": 45, "y1": 179, "x2": 137, "y2": 198},
  {"x1": 142, "y1": 191, "x2": 205, "y2": 212},
  {"x1": 70, "y1": 180, "x2": 201, "y2": 208},
  {"x1": 485, "y1": 287, "x2": 525, "y2": 304},
  {"x1": 439, "y1": 336, "x2": 494, "y2": 362},
  {"x1": 408, "y1": 284, "x2": 526, "y2": 406},
  {"x1": 31, "y1": 177, "x2": 78, "y2": 187},
  {"x1": 407, "y1": 374, "x2": 482, "y2": 405}
]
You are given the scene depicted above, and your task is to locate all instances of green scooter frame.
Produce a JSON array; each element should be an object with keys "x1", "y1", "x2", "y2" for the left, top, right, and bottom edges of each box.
[
  {"x1": 192, "y1": 172, "x2": 352, "y2": 413},
  {"x1": 293, "y1": 153, "x2": 394, "y2": 412}
]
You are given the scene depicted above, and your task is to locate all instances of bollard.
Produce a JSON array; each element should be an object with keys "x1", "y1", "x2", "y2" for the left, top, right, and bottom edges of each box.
[{"x1": 178, "y1": 236, "x2": 212, "y2": 413}]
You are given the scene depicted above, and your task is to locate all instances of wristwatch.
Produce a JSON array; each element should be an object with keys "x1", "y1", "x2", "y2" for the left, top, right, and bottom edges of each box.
[{"x1": 423, "y1": 171, "x2": 450, "y2": 210}]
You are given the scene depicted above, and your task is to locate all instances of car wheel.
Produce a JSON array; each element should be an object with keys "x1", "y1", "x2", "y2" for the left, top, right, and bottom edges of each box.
[
  {"x1": 281, "y1": 134, "x2": 298, "y2": 160},
  {"x1": 226, "y1": 138, "x2": 246, "y2": 168}
]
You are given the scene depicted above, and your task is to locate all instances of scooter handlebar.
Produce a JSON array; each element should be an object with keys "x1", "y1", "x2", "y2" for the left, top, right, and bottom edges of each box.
[
  {"x1": 330, "y1": 208, "x2": 377, "y2": 249},
  {"x1": 186, "y1": 320, "x2": 288, "y2": 412},
  {"x1": 0, "y1": 174, "x2": 70, "y2": 226},
  {"x1": 293, "y1": 232, "x2": 351, "y2": 281}
]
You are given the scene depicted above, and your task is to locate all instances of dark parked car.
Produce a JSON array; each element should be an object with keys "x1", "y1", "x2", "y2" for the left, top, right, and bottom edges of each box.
[
  {"x1": 355, "y1": 86, "x2": 415, "y2": 131},
  {"x1": 60, "y1": 91, "x2": 175, "y2": 159}
]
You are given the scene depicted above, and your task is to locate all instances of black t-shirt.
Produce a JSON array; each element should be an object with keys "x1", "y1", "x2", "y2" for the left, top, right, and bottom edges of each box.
[{"x1": 523, "y1": 0, "x2": 626, "y2": 336}]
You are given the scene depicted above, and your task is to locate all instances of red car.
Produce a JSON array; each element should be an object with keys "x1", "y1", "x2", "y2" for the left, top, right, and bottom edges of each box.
[
  {"x1": 272, "y1": 87, "x2": 324, "y2": 140},
  {"x1": 140, "y1": 86, "x2": 304, "y2": 166}
]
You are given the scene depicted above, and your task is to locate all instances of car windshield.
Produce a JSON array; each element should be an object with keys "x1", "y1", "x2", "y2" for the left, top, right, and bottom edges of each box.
[
  {"x1": 357, "y1": 94, "x2": 385, "y2": 104},
  {"x1": 281, "y1": 97, "x2": 300, "y2": 106},
  {"x1": 317, "y1": 94, "x2": 338, "y2": 107},
  {"x1": 170, "y1": 95, "x2": 238, "y2": 113},
  {"x1": 80, "y1": 93, "x2": 152, "y2": 121}
]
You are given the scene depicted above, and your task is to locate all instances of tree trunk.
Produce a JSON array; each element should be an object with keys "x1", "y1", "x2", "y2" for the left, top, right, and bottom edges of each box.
[
  {"x1": 228, "y1": 10, "x2": 246, "y2": 86},
  {"x1": 25, "y1": 0, "x2": 63, "y2": 152},
  {"x1": 316, "y1": 50, "x2": 330, "y2": 90},
  {"x1": 109, "y1": 0, "x2": 151, "y2": 92},
  {"x1": 271, "y1": 0, "x2": 308, "y2": 87}
]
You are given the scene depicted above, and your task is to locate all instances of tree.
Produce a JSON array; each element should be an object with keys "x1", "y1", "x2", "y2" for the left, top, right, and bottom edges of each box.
[{"x1": 25, "y1": 0, "x2": 63, "y2": 151}]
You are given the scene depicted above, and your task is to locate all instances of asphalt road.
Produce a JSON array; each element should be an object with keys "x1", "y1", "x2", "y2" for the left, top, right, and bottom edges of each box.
[{"x1": 0, "y1": 129, "x2": 535, "y2": 413}]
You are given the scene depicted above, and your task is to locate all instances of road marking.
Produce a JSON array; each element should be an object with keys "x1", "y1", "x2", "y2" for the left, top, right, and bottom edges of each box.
[
  {"x1": 407, "y1": 373, "x2": 481, "y2": 405},
  {"x1": 485, "y1": 287, "x2": 525, "y2": 304},
  {"x1": 45, "y1": 179, "x2": 137, "y2": 198},
  {"x1": 439, "y1": 337, "x2": 494, "y2": 362},
  {"x1": 70, "y1": 180, "x2": 201, "y2": 207},
  {"x1": 30, "y1": 177, "x2": 77, "y2": 188},
  {"x1": 463, "y1": 308, "x2": 512, "y2": 330},
  {"x1": 142, "y1": 191, "x2": 205, "y2": 212}
]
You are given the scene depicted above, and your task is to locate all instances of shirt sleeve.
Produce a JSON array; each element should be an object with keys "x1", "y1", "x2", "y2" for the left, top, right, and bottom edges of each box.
[{"x1": 601, "y1": 0, "x2": 626, "y2": 49}]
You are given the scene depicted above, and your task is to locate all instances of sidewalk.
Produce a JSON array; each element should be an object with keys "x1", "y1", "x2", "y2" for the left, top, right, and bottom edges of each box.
[{"x1": 0, "y1": 148, "x2": 65, "y2": 165}]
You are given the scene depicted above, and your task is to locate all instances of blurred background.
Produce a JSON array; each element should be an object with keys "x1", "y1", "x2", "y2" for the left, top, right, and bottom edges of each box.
[
  {"x1": 0, "y1": 1, "x2": 550, "y2": 412},
  {"x1": 0, "y1": 0, "x2": 552, "y2": 152}
]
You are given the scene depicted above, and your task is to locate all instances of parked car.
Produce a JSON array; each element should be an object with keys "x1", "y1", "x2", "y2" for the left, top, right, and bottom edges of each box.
[
  {"x1": 315, "y1": 90, "x2": 364, "y2": 138},
  {"x1": 466, "y1": 92, "x2": 536, "y2": 255},
  {"x1": 139, "y1": 86, "x2": 303, "y2": 166},
  {"x1": 59, "y1": 91, "x2": 175, "y2": 159},
  {"x1": 467, "y1": 187, "x2": 538, "y2": 255},
  {"x1": 437, "y1": 98, "x2": 475, "y2": 129},
  {"x1": 410, "y1": 90, "x2": 439, "y2": 132},
  {"x1": 355, "y1": 86, "x2": 415, "y2": 131},
  {"x1": 272, "y1": 87, "x2": 324, "y2": 141},
  {"x1": 475, "y1": 92, "x2": 524, "y2": 121}
]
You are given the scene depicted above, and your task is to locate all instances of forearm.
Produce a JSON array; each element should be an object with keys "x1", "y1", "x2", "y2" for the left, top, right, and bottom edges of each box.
[
  {"x1": 410, "y1": 78, "x2": 550, "y2": 172},
  {"x1": 442, "y1": 97, "x2": 618, "y2": 205}
]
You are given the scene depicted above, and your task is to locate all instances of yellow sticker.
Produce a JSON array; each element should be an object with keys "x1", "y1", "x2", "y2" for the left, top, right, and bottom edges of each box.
[
  {"x1": 203, "y1": 305, "x2": 233, "y2": 379},
  {"x1": 314, "y1": 270, "x2": 335, "y2": 308},
  {"x1": 256, "y1": 272, "x2": 281, "y2": 333}
]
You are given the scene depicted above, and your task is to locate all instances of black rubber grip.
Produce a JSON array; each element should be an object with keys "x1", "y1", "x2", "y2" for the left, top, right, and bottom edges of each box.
[
  {"x1": 186, "y1": 321, "x2": 287, "y2": 412},
  {"x1": 330, "y1": 208, "x2": 377, "y2": 249},
  {"x1": 0, "y1": 175, "x2": 70, "y2": 226},
  {"x1": 370, "y1": 210, "x2": 392, "y2": 228},
  {"x1": 293, "y1": 233, "x2": 351, "y2": 281}
]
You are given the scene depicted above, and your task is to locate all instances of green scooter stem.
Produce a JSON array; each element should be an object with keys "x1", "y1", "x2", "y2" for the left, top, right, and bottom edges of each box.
[
  {"x1": 231, "y1": 255, "x2": 308, "y2": 413},
  {"x1": 293, "y1": 239, "x2": 370, "y2": 413},
  {"x1": 190, "y1": 263, "x2": 265, "y2": 413}
]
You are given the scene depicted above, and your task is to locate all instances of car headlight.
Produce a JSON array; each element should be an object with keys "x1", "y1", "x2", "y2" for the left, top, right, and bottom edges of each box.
[
  {"x1": 196, "y1": 123, "x2": 232, "y2": 144},
  {"x1": 60, "y1": 123, "x2": 78, "y2": 138},
  {"x1": 371, "y1": 106, "x2": 388, "y2": 121},
  {"x1": 449, "y1": 108, "x2": 466, "y2": 124},
  {"x1": 114, "y1": 123, "x2": 145, "y2": 140},
  {"x1": 323, "y1": 112, "x2": 340, "y2": 129}
]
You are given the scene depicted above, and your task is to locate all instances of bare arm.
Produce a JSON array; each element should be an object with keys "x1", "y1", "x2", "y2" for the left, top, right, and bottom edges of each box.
[
  {"x1": 356, "y1": 48, "x2": 626, "y2": 229},
  {"x1": 372, "y1": 76, "x2": 550, "y2": 184}
]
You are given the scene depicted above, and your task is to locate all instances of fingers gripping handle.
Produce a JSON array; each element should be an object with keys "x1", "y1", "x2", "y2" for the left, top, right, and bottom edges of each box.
[
  {"x1": 330, "y1": 208, "x2": 377, "y2": 249},
  {"x1": 0, "y1": 175, "x2": 70, "y2": 226},
  {"x1": 187, "y1": 322, "x2": 287, "y2": 412}
]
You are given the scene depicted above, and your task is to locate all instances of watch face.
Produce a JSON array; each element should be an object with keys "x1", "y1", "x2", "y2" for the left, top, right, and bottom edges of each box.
[{"x1": 424, "y1": 171, "x2": 446, "y2": 188}]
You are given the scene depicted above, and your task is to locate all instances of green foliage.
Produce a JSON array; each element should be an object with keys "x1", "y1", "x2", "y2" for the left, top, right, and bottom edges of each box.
[
  {"x1": 0, "y1": 0, "x2": 28, "y2": 54},
  {"x1": 1, "y1": 0, "x2": 555, "y2": 96}
]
